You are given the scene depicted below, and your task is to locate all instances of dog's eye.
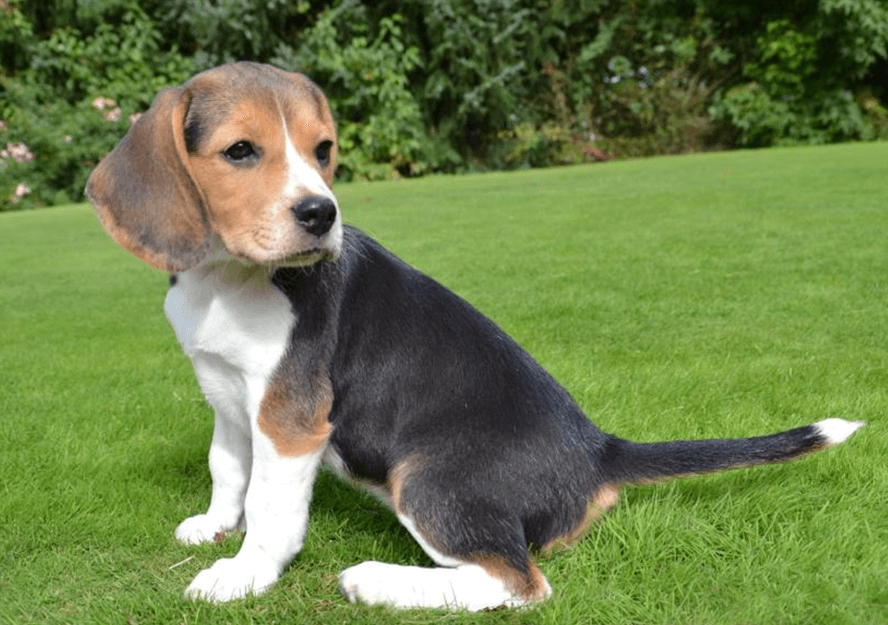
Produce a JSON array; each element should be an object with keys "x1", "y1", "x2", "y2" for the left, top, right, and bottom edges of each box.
[
  {"x1": 315, "y1": 140, "x2": 333, "y2": 167},
  {"x1": 223, "y1": 141, "x2": 257, "y2": 162}
]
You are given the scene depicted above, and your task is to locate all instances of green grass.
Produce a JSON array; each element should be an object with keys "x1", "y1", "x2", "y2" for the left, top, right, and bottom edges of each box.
[{"x1": 1, "y1": 142, "x2": 885, "y2": 625}]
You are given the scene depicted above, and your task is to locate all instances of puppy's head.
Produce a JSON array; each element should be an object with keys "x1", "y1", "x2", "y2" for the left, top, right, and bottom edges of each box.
[{"x1": 86, "y1": 62, "x2": 341, "y2": 273}]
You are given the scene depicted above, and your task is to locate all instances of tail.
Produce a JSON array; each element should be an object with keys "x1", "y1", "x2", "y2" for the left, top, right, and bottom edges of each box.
[{"x1": 602, "y1": 418, "x2": 864, "y2": 484}]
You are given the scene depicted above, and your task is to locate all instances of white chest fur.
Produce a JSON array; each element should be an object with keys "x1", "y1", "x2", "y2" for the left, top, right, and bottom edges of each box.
[{"x1": 164, "y1": 259, "x2": 295, "y2": 423}]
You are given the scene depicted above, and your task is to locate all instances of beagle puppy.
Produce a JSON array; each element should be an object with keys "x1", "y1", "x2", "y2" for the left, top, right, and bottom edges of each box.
[{"x1": 86, "y1": 62, "x2": 863, "y2": 610}]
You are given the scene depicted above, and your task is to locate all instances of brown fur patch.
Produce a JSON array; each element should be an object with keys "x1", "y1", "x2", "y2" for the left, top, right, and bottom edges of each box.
[
  {"x1": 86, "y1": 86, "x2": 211, "y2": 272},
  {"x1": 471, "y1": 554, "x2": 550, "y2": 604},
  {"x1": 541, "y1": 483, "x2": 621, "y2": 554},
  {"x1": 387, "y1": 455, "x2": 426, "y2": 514},
  {"x1": 257, "y1": 371, "x2": 333, "y2": 457}
]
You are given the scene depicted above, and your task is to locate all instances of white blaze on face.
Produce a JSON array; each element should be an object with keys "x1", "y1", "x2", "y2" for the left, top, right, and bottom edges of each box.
[{"x1": 277, "y1": 113, "x2": 343, "y2": 260}]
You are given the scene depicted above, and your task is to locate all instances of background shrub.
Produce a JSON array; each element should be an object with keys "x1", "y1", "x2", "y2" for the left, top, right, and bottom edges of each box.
[
  {"x1": 710, "y1": 19, "x2": 874, "y2": 147},
  {"x1": 272, "y1": 3, "x2": 458, "y2": 180},
  {"x1": 1, "y1": 1, "x2": 195, "y2": 209},
  {"x1": 1, "y1": 0, "x2": 886, "y2": 208}
]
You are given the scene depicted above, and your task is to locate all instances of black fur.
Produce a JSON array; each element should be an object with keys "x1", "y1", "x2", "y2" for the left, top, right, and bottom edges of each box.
[{"x1": 270, "y1": 225, "x2": 833, "y2": 572}]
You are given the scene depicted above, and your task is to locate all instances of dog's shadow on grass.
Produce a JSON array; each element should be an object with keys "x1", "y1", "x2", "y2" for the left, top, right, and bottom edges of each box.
[
  {"x1": 150, "y1": 438, "x2": 426, "y2": 565},
  {"x1": 307, "y1": 470, "x2": 429, "y2": 565}
]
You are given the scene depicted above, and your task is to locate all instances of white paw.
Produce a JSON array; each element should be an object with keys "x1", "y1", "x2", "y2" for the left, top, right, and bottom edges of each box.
[
  {"x1": 339, "y1": 561, "x2": 400, "y2": 606},
  {"x1": 184, "y1": 555, "x2": 280, "y2": 603},
  {"x1": 339, "y1": 561, "x2": 527, "y2": 611},
  {"x1": 175, "y1": 513, "x2": 242, "y2": 545}
]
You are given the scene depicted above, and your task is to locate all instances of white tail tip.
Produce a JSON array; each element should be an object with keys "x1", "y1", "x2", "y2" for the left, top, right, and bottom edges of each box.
[{"x1": 814, "y1": 418, "x2": 865, "y2": 445}]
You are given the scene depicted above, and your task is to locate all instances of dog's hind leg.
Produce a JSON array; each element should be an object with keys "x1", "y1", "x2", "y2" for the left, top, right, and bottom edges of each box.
[
  {"x1": 339, "y1": 558, "x2": 550, "y2": 611},
  {"x1": 339, "y1": 510, "x2": 551, "y2": 611},
  {"x1": 338, "y1": 461, "x2": 552, "y2": 611}
]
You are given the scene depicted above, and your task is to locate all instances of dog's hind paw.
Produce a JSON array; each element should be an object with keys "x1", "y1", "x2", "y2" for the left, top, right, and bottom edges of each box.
[
  {"x1": 339, "y1": 560, "x2": 535, "y2": 611},
  {"x1": 339, "y1": 561, "x2": 400, "y2": 606}
]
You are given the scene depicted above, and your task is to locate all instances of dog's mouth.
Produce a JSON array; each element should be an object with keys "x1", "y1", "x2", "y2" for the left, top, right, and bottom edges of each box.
[
  {"x1": 276, "y1": 246, "x2": 338, "y2": 267},
  {"x1": 226, "y1": 226, "x2": 343, "y2": 268},
  {"x1": 224, "y1": 242, "x2": 338, "y2": 269}
]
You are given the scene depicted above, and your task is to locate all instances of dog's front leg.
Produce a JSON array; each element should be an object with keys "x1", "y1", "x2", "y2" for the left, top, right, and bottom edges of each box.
[
  {"x1": 175, "y1": 360, "x2": 253, "y2": 545},
  {"x1": 175, "y1": 406, "x2": 251, "y2": 545},
  {"x1": 184, "y1": 420, "x2": 329, "y2": 603}
]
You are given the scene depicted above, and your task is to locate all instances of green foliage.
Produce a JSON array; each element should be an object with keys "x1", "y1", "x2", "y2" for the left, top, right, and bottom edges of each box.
[
  {"x1": 158, "y1": 0, "x2": 314, "y2": 68},
  {"x1": 709, "y1": 20, "x2": 854, "y2": 147},
  {"x1": 0, "y1": 0, "x2": 33, "y2": 75},
  {"x1": 280, "y1": 0, "x2": 555, "y2": 173},
  {"x1": 24, "y1": 6, "x2": 195, "y2": 106},
  {"x1": 817, "y1": 0, "x2": 888, "y2": 81},
  {"x1": 593, "y1": 65, "x2": 717, "y2": 157},
  {"x1": 526, "y1": 2, "x2": 735, "y2": 161},
  {"x1": 273, "y1": 3, "x2": 459, "y2": 179},
  {"x1": 860, "y1": 90, "x2": 888, "y2": 140},
  {"x1": 2, "y1": 0, "x2": 887, "y2": 208},
  {"x1": 0, "y1": 86, "x2": 130, "y2": 209},
  {"x1": 709, "y1": 8, "x2": 888, "y2": 147},
  {"x1": 745, "y1": 20, "x2": 817, "y2": 95},
  {"x1": 415, "y1": 0, "x2": 548, "y2": 160},
  {"x1": 0, "y1": 3, "x2": 195, "y2": 208}
]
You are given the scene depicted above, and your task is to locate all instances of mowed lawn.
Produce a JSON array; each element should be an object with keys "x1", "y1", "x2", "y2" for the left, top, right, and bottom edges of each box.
[{"x1": 1, "y1": 142, "x2": 885, "y2": 625}]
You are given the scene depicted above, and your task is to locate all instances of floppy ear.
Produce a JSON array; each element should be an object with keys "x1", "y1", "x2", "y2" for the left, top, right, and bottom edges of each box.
[{"x1": 86, "y1": 86, "x2": 211, "y2": 273}]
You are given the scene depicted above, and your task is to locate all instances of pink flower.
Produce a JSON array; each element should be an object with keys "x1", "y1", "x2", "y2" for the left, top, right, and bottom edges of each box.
[
  {"x1": 91, "y1": 97, "x2": 117, "y2": 111},
  {"x1": 1, "y1": 142, "x2": 35, "y2": 164},
  {"x1": 104, "y1": 107, "x2": 122, "y2": 123},
  {"x1": 11, "y1": 183, "x2": 31, "y2": 204}
]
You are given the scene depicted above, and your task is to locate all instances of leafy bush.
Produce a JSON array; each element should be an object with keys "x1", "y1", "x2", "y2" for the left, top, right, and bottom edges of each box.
[
  {"x1": 710, "y1": 12, "x2": 888, "y2": 147},
  {"x1": 0, "y1": 3, "x2": 195, "y2": 208},
  {"x1": 412, "y1": 0, "x2": 548, "y2": 161},
  {"x1": 711, "y1": 21, "x2": 858, "y2": 147},
  {"x1": 520, "y1": 2, "x2": 732, "y2": 163},
  {"x1": 859, "y1": 90, "x2": 888, "y2": 140},
  {"x1": 273, "y1": 2, "x2": 459, "y2": 180},
  {"x1": 281, "y1": 0, "x2": 553, "y2": 173},
  {"x1": 593, "y1": 65, "x2": 717, "y2": 157},
  {"x1": 2, "y1": 0, "x2": 887, "y2": 209},
  {"x1": 155, "y1": 0, "x2": 314, "y2": 69},
  {"x1": 0, "y1": 86, "x2": 134, "y2": 209}
]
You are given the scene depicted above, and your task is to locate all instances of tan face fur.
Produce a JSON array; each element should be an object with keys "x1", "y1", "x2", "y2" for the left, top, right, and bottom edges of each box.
[{"x1": 86, "y1": 62, "x2": 341, "y2": 273}]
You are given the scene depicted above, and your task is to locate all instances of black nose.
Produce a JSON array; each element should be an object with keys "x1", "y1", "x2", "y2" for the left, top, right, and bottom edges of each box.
[{"x1": 293, "y1": 196, "x2": 337, "y2": 237}]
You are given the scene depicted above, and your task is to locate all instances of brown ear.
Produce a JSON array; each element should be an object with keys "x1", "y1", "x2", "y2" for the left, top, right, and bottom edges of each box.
[{"x1": 86, "y1": 86, "x2": 211, "y2": 273}]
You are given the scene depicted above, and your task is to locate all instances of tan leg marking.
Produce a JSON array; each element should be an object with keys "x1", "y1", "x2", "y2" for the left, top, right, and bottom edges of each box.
[
  {"x1": 541, "y1": 483, "x2": 621, "y2": 554},
  {"x1": 258, "y1": 372, "x2": 333, "y2": 457},
  {"x1": 387, "y1": 454, "x2": 426, "y2": 514},
  {"x1": 470, "y1": 554, "x2": 551, "y2": 603}
]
